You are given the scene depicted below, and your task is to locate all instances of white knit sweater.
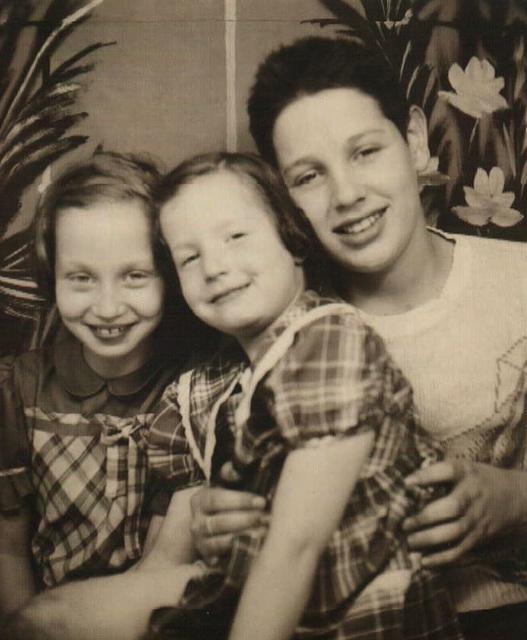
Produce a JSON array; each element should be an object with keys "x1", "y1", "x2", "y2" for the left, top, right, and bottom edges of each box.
[{"x1": 361, "y1": 229, "x2": 527, "y2": 612}]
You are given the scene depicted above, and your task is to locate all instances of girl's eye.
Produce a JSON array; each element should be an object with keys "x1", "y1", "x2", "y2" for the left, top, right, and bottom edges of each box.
[
  {"x1": 67, "y1": 273, "x2": 92, "y2": 285},
  {"x1": 229, "y1": 232, "x2": 246, "y2": 241},
  {"x1": 124, "y1": 271, "x2": 150, "y2": 285}
]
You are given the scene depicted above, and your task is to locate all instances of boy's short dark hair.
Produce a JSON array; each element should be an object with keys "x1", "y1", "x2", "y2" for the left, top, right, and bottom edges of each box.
[
  {"x1": 34, "y1": 149, "x2": 164, "y2": 301},
  {"x1": 248, "y1": 36, "x2": 410, "y2": 167},
  {"x1": 156, "y1": 151, "x2": 320, "y2": 267}
]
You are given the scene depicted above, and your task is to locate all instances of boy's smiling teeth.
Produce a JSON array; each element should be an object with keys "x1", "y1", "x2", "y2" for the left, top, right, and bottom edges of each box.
[{"x1": 335, "y1": 210, "x2": 384, "y2": 235}]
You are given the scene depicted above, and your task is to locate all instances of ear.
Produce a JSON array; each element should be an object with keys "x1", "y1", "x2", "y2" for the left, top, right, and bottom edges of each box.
[{"x1": 406, "y1": 105, "x2": 430, "y2": 173}]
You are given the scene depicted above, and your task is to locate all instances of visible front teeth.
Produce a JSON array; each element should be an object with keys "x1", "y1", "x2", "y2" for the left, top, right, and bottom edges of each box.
[
  {"x1": 337, "y1": 211, "x2": 383, "y2": 235},
  {"x1": 93, "y1": 326, "x2": 128, "y2": 338}
]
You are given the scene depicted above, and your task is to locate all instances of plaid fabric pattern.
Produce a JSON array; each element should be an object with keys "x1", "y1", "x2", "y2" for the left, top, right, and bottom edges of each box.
[
  {"x1": 147, "y1": 291, "x2": 462, "y2": 638},
  {"x1": 318, "y1": 566, "x2": 463, "y2": 640},
  {"x1": 148, "y1": 342, "x2": 246, "y2": 487},
  {"x1": 0, "y1": 336, "x2": 178, "y2": 588},
  {"x1": 29, "y1": 410, "x2": 151, "y2": 586}
]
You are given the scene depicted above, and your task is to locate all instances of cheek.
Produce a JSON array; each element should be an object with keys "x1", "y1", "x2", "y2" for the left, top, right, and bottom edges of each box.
[
  {"x1": 289, "y1": 189, "x2": 328, "y2": 229},
  {"x1": 379, "y1": 155, "x2": 416, "y2": 196},
  {"x1": 137, "y1": 282, "x2": 165, "y2": 318},
  {"x1": 264, "y1": 246, "x2": 298, "y2": 283},
  {"x1": 178, "y1": 274, "x2": 200, "y2": 311},
  {"x1": 55, "y1": 285, "x2": 88, "y2": 320}
]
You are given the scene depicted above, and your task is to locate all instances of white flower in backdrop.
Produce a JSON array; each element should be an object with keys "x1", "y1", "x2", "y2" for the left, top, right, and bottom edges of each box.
[
  {"x1": 453, "y1": 167, "x2": 523, "y2": 227},
  {"x1": 439, "y1": 58, "x2": 508, "y2": 119}
]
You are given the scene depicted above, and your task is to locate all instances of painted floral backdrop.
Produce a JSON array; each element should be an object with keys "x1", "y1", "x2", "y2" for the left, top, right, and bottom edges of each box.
[
  {"x1": 2, "y1": 0, "x2": 527, "y2": 356},
  {"x1": 313, "y1": 0, "x2": 527, "y2": 241},
  {"x1": 0, "y1": 0, "x2": 110, "y2": 354}
]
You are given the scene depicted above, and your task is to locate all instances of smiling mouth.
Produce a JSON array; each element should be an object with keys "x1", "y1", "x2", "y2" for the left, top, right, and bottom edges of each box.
[
  {"x1": 334, "y1": 209, "x2": 385, "y2": 235},
  {"x1": 211, "y1": 284, "x2": 250, "y2": 304},
  {"x1": 88, "y1": 324, "x2": 135, "y2": 339}
]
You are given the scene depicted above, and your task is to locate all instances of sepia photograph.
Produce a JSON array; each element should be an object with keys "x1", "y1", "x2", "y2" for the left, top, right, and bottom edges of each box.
[{"x1": 1, "y1": 1, "x2": 527, "y2": 638}]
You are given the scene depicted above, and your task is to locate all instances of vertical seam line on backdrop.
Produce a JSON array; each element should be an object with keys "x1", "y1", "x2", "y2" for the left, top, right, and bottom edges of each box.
[{"x1": 225, "y1": 0, "x2": 237, "y2": 151}]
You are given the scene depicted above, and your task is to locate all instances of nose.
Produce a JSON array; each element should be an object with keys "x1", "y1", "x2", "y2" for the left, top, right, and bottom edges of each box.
[
  {"x1": 331, "y1": 164, "x2": 366, "y2": 213},
  {"x1": 201, "y1": 248, "x2": 228, "y2": 282},
  {"x1": 92, "y1": 282, "x2": 126, "y2": 320}
]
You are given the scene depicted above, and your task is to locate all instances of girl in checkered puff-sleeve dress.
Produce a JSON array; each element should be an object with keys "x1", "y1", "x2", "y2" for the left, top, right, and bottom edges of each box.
[
  {"x1": 145, "y1": 151, "x2": 463, "y2": 640},
  {"x1": 0, "y1": 151, "x2": 203, "y2": 621}
]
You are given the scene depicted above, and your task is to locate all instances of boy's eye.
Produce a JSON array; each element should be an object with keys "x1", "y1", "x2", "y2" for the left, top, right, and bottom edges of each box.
[
  {"x1": 293, "y1": 169, "x2": 320, "y2": 188},
  {"x1": 355, "y1": 146, "x2": 380, "y2": 160},
  {"x1": 229, "y1": 232, "x2": 246, "y2": 241},
  {"x1": 180, "y1": 254, "x2": 198, "y2": 267}
]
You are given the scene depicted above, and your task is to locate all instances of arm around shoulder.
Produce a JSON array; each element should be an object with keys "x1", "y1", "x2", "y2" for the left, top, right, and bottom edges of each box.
[{"x1": 3, "y1": 561, "x2": 204, "y2": 640}]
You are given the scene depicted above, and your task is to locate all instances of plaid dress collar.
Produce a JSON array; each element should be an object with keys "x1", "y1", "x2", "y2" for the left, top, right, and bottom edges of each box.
[
  {"x1": 249, "y1": 289, "x2": 332, "y2": 366},
  {"x1": 178, "y1": 291, "x2": 353, "y2": 481},
  {"x1": 53, "y1": 331, "x2": 166, "y2": 398}
]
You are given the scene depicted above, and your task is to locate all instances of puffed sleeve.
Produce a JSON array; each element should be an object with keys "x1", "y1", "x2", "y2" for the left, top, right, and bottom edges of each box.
[
  {"x1": 146, "y1": 377, "x2": 205, "y2": 493},
  {"x1": 257, "y1": 312, "x2": 398, "y2": 449},
  {"x1": 0, "y1": 356, "x2": 33, "y2": 513}
]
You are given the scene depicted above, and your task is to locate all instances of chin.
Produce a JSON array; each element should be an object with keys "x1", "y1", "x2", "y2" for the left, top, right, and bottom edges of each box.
[{"x1": 340, "y1": 249, "x2": 397, "y2": 275}]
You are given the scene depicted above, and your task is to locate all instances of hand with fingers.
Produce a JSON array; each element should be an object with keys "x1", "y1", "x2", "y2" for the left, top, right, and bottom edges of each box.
[
  {"x1": 189, "y1": 486, "x2": 268, "y2": 565},
  {"x1": 403, "y1": 459, "x2": 527, "y2": 567}
]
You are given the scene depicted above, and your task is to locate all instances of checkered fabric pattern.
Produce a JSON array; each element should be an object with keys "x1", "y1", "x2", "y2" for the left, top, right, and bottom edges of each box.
[
  {"x1": 0, "y1": 337, "x2": 178, "y2": 588},
  {"x1": 148, "y1": 291, "x2": 462, "y2": 639},
  {"x1": 28, "y1": 410, "x2": 150, "y2": 586}
]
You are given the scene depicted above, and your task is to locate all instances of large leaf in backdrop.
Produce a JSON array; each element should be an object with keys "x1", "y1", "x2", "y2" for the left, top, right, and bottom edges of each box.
[{"x1": 0, "y1": 0, "x2": 112, "y2": 351}]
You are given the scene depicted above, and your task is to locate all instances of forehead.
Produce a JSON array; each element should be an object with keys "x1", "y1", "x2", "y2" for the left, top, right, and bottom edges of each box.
[
  {"x1": 57, "y1": 195, "x2": 148, "y2": 224},
  {"x1": 273, "y1": 87, "x2": 390, "y2": 165},
  {"x1": 160, "y1": 170, "x2": 271, "y2": 236},
  {"x1": 55, "y1": 200, "x2": 153, "y2": 257}
]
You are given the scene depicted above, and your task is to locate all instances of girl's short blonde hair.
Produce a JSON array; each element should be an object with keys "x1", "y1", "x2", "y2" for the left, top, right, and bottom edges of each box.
[{"x1": 33, "y1": 149, "x2": 163, "y2": 301}]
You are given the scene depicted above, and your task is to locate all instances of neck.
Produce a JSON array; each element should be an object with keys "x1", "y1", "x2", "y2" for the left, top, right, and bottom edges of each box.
[
  {"x1": 338, "y1": 228, "x2": 454, "y2": 315},
  {"x1": 83, "y1": 338, "x2": 155, "y2": 379},
  {"x1": 238, "y1": 283, "x2": 305, "y2": 365}
]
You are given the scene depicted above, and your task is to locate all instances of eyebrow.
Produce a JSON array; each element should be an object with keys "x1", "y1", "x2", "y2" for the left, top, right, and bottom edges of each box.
[
  {"x1": 169, "y1": 243, "x2": 196, "y2": 253},
  {"x1": 57, "y1": 258, "x2": 155, "y2": 271},
  {"x1": 281, "y1": 128, "x2": 386, "y2": 176},
  {"x1": 169, "y1": 218, "x2": 257, "y2": 250}
]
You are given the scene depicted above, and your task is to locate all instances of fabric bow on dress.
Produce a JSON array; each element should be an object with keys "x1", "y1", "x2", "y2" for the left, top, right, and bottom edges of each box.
[{"x1": 97, "y1": 413, "x2": 150, "y2": 559}]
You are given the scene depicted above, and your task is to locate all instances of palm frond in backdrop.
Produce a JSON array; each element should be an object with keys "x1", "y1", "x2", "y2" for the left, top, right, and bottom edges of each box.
[{"x1": 0, "y1": 0, "x2": 112, "y2": 354}]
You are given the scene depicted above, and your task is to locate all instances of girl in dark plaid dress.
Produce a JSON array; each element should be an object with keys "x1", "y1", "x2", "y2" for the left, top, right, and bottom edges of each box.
[
  {"x1": 0, "y1": 151, "x2": 212, "y2": 635},
  {"x1": 145, "y1": 151, "x2": 463, "y2": 640}
]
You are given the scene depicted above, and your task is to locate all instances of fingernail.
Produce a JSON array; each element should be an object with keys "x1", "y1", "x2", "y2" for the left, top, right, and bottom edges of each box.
[
  {"x1": 252, "y1": 496, "x2": 266, "y2": 508},
  {"x1": 405, "y1": 474, "x2": 418, "y2": 485}
]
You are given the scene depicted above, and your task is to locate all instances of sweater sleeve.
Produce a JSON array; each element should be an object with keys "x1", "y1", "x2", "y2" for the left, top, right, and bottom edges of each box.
[{"x1": 0, "y1": 356, "x2": 33, "y2": 513}]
